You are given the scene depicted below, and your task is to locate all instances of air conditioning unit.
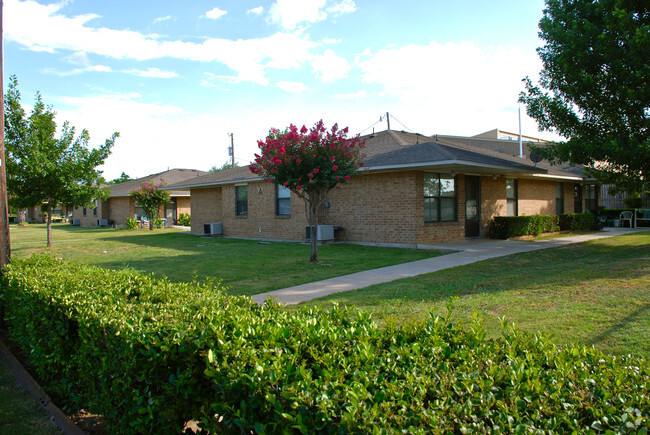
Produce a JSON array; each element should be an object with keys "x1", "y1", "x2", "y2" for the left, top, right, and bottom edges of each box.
[
  {"x1": 71, "y1": 219, "x2": 80, "y2": 226},
  {"x1": 98, "y1": 219, "x2": 109, "y2": 227},
  {"x1": 204, "y1": 222, "x2": 223, "y2": 236},
  {"x1": 305, "y1": 224, "x2": 335, "y2": 241}
]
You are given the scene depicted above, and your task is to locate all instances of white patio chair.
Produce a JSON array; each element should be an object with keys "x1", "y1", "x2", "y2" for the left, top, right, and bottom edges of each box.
[{"x1": 620, "y1": 211, "x2": 633, "y2": 228}]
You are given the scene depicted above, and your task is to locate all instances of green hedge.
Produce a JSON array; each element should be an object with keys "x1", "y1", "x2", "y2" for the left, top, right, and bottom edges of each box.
[
  {"x1": 488, "y1": 215, "x2": 560, "y2": 239},
  {"x1": 1, "y1": 255, "x2": 648, "y2": 433},
  {"x1": 558, "y1": 212, "x2": 596, "y2": 231}
]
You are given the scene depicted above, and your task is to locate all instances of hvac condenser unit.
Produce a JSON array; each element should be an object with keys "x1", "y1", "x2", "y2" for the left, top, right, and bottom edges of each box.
[
  {"x1": 305, "y1": 224, "x2": 335, "y2": 241},
  {"x1": 98, "y1": 219, "x2": 109, "y2": 227},
  {"x1": 204, "y1": 222, "x2": 223, "y2": 236},
  {"x1": 71, "y1": 219, "x2": 80, "y2": 226}
]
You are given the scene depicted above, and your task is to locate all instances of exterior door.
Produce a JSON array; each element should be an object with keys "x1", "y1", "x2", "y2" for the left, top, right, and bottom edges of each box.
[
  {"x1": 574, "y1": 184, "x2": 583, "y2": 213},
  {"x1": 465, "y1": 176, "x2": 481, "y2": 237},
  {"x1": 164, "y1": 201, "x2": 177, "y2": 223}
]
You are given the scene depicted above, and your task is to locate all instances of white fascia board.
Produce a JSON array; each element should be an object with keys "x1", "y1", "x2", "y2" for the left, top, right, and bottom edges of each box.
[
  {"x1": 161, "y1": 177, "x2": 264, "y2": 190},
  {"x1": 528, "y1": 173, "x2": 583, "y2": 181}
]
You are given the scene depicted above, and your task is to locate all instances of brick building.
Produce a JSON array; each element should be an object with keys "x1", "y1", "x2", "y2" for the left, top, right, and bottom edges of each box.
[
  {"x1": 72, "y1": 168, "x2": 206, "y2": 227},
  {"x1": 164, "y1": 130, "x2": 597, "y2": 247}
]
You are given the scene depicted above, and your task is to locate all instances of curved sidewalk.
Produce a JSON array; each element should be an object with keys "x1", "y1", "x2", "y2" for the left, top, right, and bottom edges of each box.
[{"x1": 252, "y1": 228, "x2": 647, "y2": 305}]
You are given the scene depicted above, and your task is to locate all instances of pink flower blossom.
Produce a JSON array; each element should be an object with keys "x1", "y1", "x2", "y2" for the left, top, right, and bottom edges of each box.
[
  {"x1": 314, "y1": 168, "x2": 320, "y2": 174},
  {"x1": 296, "y1": 158, "x2": 301, "y2": 164},
  {"x1": 336, "y1": 176, "x2": 340, "y2": 181},
  {"x1": 297, "y1": 185, "x2": 302, "y2": 190},
  {"x1": 344, "y1": 175, "x2": 350, "y2": 181},
  {"x1": 279, "y1": 147, "x2": 286, "y2": 154},
  {"x1": 283, "y1": 181, "x2": 289, "y2": 186},
  {"x1": 330, "y1": 156, "x2": 336, "y2": 161},
  {"x1": 332, "y1": 164, "x2": 338, "y2": 171}
]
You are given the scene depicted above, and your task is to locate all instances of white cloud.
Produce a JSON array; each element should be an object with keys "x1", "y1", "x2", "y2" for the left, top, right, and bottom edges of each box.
[
  {"x1": 311, "y1": 49, "x2": 350, "y2": 82},
  {"x1": 357, "y1": 41, "x2": 543, "y2": 134},
  {"x1": 4, "y1": 0, "x2": 318, "y2": 86},
  {"x1": 334, "y1": 90, "x2": 366, "y2": 99},
  {"x1": 203, "y1": 7, "x2": 227, "y2": 20},
  {"x1": 153, "y1": 15, "x2": 172, "y2": 24},
  {"x1": 247, "y1": 6, "x2": 264, "y2": 16},
  {"x1": 268, "y1": 0, "x2": 356, "y2": 30},
  {"x1": 322, "y1": 38, "x2": 341, "y2": 45},
  {"x1": 123, "y1": 67, "x2": 178, "y2": 78},
  {"x1": 43, "y1": 64, "x2": 112, "y2": 76},
  {"x1": 276, "y1": 81, "x2": 308, "y2": 93}
]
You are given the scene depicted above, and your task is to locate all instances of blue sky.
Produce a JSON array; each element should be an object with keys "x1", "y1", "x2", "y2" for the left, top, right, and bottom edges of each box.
[{"x1": 4, "y1": 0, "x2": 553, "y2": 180}]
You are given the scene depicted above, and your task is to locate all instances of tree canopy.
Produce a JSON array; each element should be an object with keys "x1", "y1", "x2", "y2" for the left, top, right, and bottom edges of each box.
[
  {"x1": 4, "y1": 75, "x2": 118, "y2": 246},
  {"x1": 129, "y1": 181, "x2": 171, "y2": 230},
  {"x1": 108, "y1": 172, "x2": 132, "y2": 185},
  {"x1": 520, "y1": 0, "x2": 649, "y2": 197},
  {"x1": 250, "y1": 120, "x2": 365, "y2": 263}
]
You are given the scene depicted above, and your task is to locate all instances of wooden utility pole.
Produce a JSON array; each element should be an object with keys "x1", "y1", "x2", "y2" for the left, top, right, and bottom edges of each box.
[
  {"x1": 0, "y1": 0, "x2": 10, "y2": 269},
  {"x1": 228, "y1": 132, "x2": 234, "y2": 167}
]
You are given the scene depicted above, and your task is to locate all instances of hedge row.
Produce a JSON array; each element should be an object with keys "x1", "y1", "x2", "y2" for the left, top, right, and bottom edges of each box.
[
  {"x1": 1, "y1": 255, "x2": 648, "y2": 433},
  {"x1": 488, "y1": 213, "x2": 596, "y2": 239}
]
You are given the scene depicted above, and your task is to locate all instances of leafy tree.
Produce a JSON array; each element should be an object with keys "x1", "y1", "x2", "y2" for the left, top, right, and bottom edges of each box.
[
  {"x1": 129, "y1": 181, "x2": 171, "y2": 230},
  {"x1": 4, "y1": 75, "x2": 118, "y2": 247},
  {"x1": 520, "y1": 0, "x2": 649, "y2": 198},
  {"x1": 208, "y1": 162, "x2": 235, "y2": 172},
  {"x1": 250, "y1": 120, "x2": 365, "y2": 263},
  {"x1": 108, "y1": 172, "x2": 132, "y2": 185}
]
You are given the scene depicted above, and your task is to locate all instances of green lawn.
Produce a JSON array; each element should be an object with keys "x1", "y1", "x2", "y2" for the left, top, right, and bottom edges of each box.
[
  {"x1": 9, "y1": 223, "x2": 445, "y2": 296},
  {"x1": 301, "y1": 232, "x2": 650, "y2": 358},
  {"x1": 0, "y1": 353, "x2": 60, "y2": 434}
]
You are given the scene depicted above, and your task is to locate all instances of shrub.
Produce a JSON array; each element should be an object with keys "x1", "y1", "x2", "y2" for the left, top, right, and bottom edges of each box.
[
  {"x1": 153, "y1": 218, "x2": 164, "y2": 229},
  {"x1": 1, "y1": 256, "x2": 648, "y2": 434},
  {"x1": 125, "y1": 217, "x2": 138, "y2": 230},
  {"x1": 558, "y1": 212, "x2": 595, "y2": 231},
  {"x1": 488, "y1": 215, "x2": 559, "y2": 239},
  {"x1": 177, "y1": 213, "x2": 191, "y2": 226}
]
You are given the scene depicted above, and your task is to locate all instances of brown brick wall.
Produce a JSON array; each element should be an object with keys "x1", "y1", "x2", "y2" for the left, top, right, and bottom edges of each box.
[
  {"x1": 106, "y1": 197, "x2": 133, "y2": 227},
  {"x1": 189, "y1": 172, "x2": 582, "y2": 245},
  {"x1": 519, "y1": 178, "x2": 556, "y2": 216},
  {"x1": 176, "y1": 197, "x2": 191, "y2": 217}
]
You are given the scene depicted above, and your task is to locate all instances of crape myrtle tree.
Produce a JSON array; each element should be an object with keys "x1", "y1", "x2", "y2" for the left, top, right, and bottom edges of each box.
[
  {"x1": 4, "y1": 75, "x2": 118, "y2": 247},
  {"x1": 520, "y1": 0, "x2": 649, "y2": 200},
  {"x1": 129, "y1": 181, "x2": 171, "y2": 230},
  {"x1": 250, "y1": 120, "x2": 365, "y2": 263}
]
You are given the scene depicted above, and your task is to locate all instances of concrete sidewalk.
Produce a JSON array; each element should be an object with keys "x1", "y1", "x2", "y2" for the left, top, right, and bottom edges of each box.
[{"x1": 252, "y1": 227, "x2": 647, "y2": 305}]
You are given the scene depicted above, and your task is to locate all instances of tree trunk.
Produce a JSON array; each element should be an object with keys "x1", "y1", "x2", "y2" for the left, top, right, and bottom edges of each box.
[
  {"x1": 308, "y1": 195, "x2": 323, "y2": 264},
  {"x1": 46, "y1": 204, "x2": 52, "y2": 247}
]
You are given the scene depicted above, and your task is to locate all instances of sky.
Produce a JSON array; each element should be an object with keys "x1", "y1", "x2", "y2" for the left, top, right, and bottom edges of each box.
[{"x1": 4, "y1": 0, "x2": 555, "y2": 180}]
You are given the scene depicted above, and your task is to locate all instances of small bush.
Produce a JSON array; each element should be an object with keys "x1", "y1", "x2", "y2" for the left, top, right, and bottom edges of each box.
[
  {"x1": 558, "y1": 212, "x2": 595, "y2": 231},
  {"x1": 1, "y1": 256, "x2": 648, "y2": 434},
  {"x1": 177, "y1": 213, "x2": 191, "y2": 226},
  {"x1": 488, "y1": 215, "x2": 559, "y2": 239},
  {"x1": 153, "y1": 218, "x2": 164, "y2": 229},
  {"x1": 125, "y1": 217, "x2": 138, "y2": 230}
]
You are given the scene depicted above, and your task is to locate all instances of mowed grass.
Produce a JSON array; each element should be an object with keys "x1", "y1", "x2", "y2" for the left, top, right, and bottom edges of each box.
[
  {"x1": 301, "y1": 232, "x2": 650, "y2": 358},
  {"x1": 0, "y1": 353, "x2": 60, "y2": 434},
  {"x1": 9, "y1": 223, "x2": 445, "y2": 296}
]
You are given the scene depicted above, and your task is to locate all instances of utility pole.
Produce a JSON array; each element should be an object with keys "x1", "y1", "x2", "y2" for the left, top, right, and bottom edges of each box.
[
  {"x1": 227, "y1": 133, "x2": 234, "y2": 167},
  {"x1": 0, "y1": 0, "x2": 11, "y2": 269},
  {"x1": 380, "y1": 112, "x2": 391, "y2": 130}
]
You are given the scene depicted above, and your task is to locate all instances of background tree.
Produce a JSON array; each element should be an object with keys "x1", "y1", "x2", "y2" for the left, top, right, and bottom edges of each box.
[
  {"x1": 250, "y1": 120, "x2": 365, "y2": 263},
  {"x1": 208, "y1": 162, "x2": 235, "y2": 172},
  {"x1": 4, "y1": 75, "x2": 118, "y2": 247},
  {"x1": 520, "y1": 0, "x2": 649, "y2": 198},
  {"x1": 129, "y1": 181, "x2": 171, "y2": 230},
  {"x1": 108, "y1": 172, "x2": 132, "y2": 185}
]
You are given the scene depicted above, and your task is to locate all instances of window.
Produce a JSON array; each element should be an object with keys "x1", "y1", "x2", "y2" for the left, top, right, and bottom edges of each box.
[
  {"x1": 585, "y1": 184, "x2": 598, "y2": 213},
  {"x1": 93, "y1": 200, "x2": 97, "y2": 216},
  {"x1": 236, "y1": 185, "x2": 248, "y2": 216},
  {"x1": 506, "y1": 178, "x2": 518, "y2": 216},
  {"x1": 424, "y1": 173, "x2": 456, "y2": 222},
  {"x1": 276, "y1": 185, "x2": 291, "y2": 216},
  {"x1": 83, "y1": 207, "x2": 87, "y2": 216},
  {"x1": 134, "y1": 205, "x2": 147, "y2": 220},
  {"x1": 556, "y1": 182, "x2": 564, "y2": 215}
]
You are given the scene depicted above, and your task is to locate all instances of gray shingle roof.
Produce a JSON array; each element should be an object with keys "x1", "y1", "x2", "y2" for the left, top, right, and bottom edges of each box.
[
  {"x1": 163, "y1": 129, "x2": 588, "y2": 190},
  {"x1": 107, "y1": 168, "x2": 207, "y2": 197}
]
